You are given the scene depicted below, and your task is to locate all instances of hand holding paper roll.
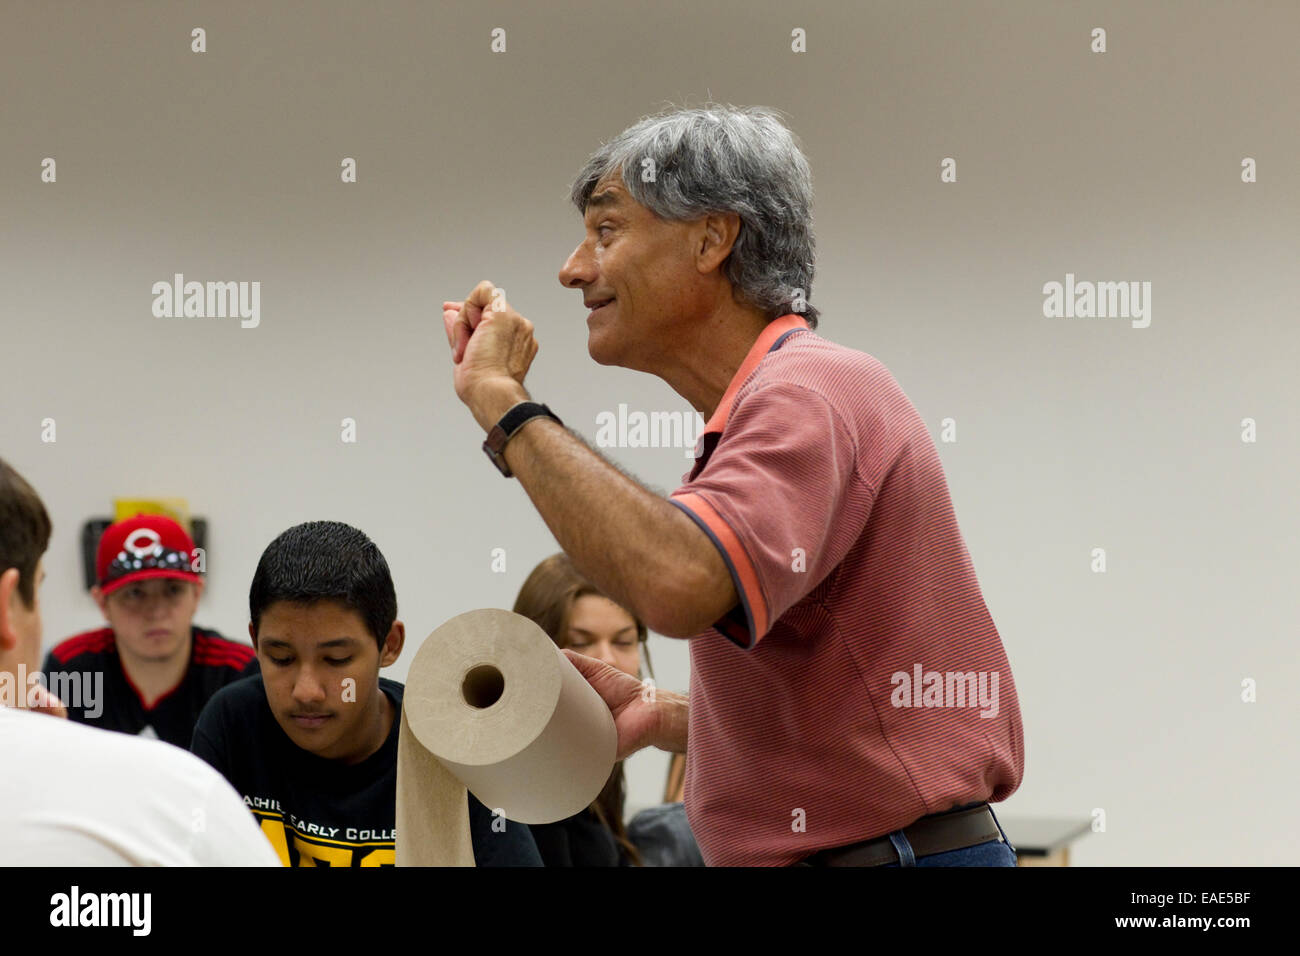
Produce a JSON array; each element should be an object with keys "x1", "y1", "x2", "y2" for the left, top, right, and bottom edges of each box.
[
  {"x1": 396, "y1": 609, "x2": 618, "y2": 866},
  {"x1": 561, "y1": 649, "x2": 687, "y2": 760}
]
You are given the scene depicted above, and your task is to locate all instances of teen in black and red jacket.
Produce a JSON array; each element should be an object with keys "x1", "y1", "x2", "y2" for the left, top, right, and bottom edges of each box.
[{"x1": 42, "y1": 514, "x2": 255, "y2": 749}]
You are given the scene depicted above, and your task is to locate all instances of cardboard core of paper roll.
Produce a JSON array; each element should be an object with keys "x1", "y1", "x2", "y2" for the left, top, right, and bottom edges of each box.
[
  {"x1": 462, "y1": 665, "x2": 505, "y2": 709},
  {"x1": 395, "y1": 608, "x2": 618, "y2": 866}
]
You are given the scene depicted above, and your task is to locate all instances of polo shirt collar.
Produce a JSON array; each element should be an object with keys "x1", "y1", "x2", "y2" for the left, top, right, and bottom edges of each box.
[{"x1": 702, "y1": 313, "x2": 810, "y2": 436}]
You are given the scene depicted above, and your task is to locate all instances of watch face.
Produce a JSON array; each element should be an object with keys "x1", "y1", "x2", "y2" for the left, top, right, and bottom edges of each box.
[{"x1": 483, "y1": 432, "x2": 513, "y2": 477}]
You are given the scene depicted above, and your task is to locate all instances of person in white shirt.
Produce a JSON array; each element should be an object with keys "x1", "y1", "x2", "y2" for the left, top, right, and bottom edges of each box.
[{"x1": 0, "y1": 456, "x2": 280, "y2": 866}]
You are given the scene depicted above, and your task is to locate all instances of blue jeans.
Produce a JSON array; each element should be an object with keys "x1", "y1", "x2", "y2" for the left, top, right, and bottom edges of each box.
[{"x1": 881, "y1": 804, "x2": 1017, "y2": 867}]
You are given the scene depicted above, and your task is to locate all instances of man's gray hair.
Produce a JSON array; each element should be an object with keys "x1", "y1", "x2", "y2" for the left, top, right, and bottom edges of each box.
[{"x1": 568, "y1": 103, "x2": 820, "y2": 329}]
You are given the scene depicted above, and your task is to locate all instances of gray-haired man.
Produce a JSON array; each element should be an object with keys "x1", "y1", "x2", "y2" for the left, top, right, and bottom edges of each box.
[{"x1": 441, "y1": 104, "x2": 1023, "y2": 867}]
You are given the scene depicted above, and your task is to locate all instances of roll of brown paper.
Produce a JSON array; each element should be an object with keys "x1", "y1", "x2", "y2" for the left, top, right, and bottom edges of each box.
[{"x1": 395, "y1": 608, "x2": 618, "y2": 866}]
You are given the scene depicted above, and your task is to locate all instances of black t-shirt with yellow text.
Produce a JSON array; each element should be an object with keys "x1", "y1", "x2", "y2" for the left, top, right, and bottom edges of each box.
[{"x1": 190, "y1": 674, "x2": 541, "y2": 867}]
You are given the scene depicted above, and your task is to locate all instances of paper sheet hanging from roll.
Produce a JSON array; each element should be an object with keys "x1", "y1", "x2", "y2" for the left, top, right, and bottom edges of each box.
[{"x1": 395, "y1": 608, "x2": 618, "y2": 866}]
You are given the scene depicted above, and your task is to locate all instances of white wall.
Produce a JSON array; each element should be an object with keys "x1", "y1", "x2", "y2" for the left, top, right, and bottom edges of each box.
[{"x1": 2, "y1": 0, "x2": 1296, "y2": 863}]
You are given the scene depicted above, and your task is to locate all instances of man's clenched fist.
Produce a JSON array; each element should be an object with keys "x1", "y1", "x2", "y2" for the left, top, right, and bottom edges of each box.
[{"x1": 442, "y1": 280, "x2": 539, "y2": 431}]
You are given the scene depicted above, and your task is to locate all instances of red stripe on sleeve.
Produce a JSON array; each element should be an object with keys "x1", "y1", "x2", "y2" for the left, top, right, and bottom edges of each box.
[{"x1": 671, "y1": 491, "x2": 769, "y2": 641}]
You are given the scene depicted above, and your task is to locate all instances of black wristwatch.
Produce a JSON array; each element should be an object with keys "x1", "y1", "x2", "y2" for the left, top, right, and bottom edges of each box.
[{"x1": 482, "y1": 402, "x2": 564, "y2": 477}]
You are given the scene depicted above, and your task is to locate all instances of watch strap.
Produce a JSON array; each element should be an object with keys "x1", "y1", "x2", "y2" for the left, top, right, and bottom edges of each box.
[{"x1": 483, "y1": 402, "x2": 563, "y2": 477}]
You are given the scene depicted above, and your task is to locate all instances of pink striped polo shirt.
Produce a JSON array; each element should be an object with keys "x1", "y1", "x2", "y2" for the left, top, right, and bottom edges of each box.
[{"x1": 669, "y1": 313, "x2": 1025, "y2": 866}]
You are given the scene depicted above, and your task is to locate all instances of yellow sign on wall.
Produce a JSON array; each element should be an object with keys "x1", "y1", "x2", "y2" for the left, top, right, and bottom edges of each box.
[{"x1": 113, "y1": 498, "x2": 192, "y2": 534}]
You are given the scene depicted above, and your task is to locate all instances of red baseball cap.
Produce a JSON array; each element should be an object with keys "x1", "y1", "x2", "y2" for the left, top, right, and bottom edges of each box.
[{"x1": 96, "y1": 514, "x2": 201, "y2": 596}]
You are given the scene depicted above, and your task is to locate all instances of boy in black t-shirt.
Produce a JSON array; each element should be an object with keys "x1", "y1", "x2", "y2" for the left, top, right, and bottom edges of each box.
[{"x1": 191, "y1": 521, "x2": 541, "y2": 867}]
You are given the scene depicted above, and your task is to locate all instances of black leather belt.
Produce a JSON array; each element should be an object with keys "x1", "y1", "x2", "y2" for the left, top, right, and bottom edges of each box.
[{"x1": 798, "y1": 802, "x2": 1004, "y2": 867}]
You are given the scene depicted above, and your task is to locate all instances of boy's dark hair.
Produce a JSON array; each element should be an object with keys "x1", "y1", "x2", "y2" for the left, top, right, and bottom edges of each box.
[
  {"x1": 0, "y1": 457, "x2": 52, "y2": 609},
  {"x1": 249, "y1": 521, "x2": 397, "y2": 647}
]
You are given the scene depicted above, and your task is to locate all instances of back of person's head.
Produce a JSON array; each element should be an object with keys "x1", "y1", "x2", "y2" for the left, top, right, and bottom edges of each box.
[
  {"x1": 0, "y1": 458, "x2": 51, "y2": 613},
  {"x1": 513, "y1": 552, "x2": 647, "y2": 865},
  {"x1": 0, "y1": 458, "x2": 52, "y2": 685},
  {"x1": 249, "y1": 521, "x2": 396, "y2": 647}
]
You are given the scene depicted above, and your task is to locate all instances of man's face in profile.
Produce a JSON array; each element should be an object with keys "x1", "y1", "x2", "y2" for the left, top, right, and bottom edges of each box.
[{"x1": 559, "y1": 177, "x2": 708, "y2": 372}]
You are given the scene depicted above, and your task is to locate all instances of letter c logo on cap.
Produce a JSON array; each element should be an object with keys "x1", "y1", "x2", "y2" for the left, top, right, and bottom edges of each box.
[{"x1": 125, "y1": 528, "x2": 163, "y2": 559}]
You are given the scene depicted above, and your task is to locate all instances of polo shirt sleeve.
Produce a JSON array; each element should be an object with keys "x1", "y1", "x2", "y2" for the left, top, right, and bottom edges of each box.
[{"x1": 669, "y1": 382, "x2": 873, "y2": 649}]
